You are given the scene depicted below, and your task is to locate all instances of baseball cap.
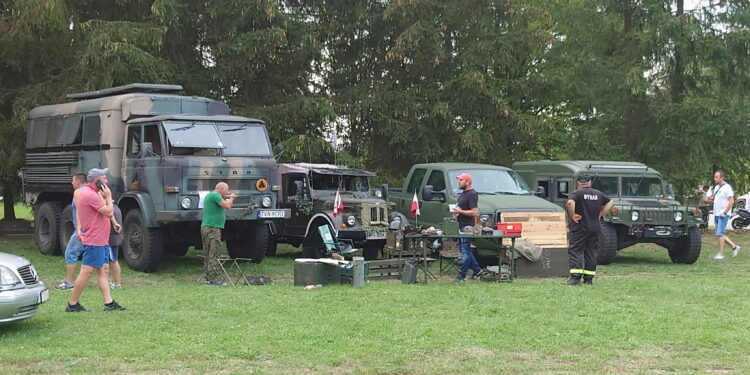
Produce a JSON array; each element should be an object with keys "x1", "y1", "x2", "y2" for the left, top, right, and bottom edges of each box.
[
  {"x1": 576, "y1": 173, "x2": 592, "y2": 182},
  {"x1": 87, "y1": 168, "x2": 109, "y2": 182},
  {"x1": 456, "y1": 173, "x2": 472, "y2": 183}
]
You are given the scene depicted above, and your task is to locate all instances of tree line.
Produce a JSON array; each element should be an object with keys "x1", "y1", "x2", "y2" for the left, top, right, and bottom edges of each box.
[{"x1": 2, "y1": 0, "x2": 749, "y2": 218}]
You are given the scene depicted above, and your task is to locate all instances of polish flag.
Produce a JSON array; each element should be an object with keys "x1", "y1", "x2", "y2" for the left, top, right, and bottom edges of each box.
[
  {"x1": 410, "y1": 191, "x2": 421, "y2": 218},
  {"x1": 333, "y1": 189, "x2": 344, "y2": 217}
]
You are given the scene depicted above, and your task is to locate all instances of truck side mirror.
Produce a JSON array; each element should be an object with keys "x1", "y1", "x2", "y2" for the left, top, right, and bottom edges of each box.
[
  {"x1": 381, "y1": 184, "x2": 388, "y2": 200},
  {"x1": 422, "y1": 185, "x2": 434, "y2": 201},
  {"x1": 274, "y1": 144, "x2": 285, "y2": 159},
  {"x1": 535, "y1": 186, "x2": 546, "y2": 198}
]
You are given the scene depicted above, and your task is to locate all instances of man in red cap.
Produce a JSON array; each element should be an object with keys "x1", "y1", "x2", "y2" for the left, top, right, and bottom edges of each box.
[{"x1": 449, "y1": 173, "x2": 483, "y2": 281}]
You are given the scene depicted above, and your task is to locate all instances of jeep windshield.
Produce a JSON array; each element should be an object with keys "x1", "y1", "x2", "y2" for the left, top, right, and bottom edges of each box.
[
  {"x1": 622, "y1": 176, "x2": 664, "y2": 198},
  {"x1": 311, "y1": 173, "x2": 370, "y2": 192},
  {"x1": 591, "y1": 176, "x2": 619, "y2": 196},
  {"x1": 448, "y1": 169, "x2": 532, "y2": 196}
]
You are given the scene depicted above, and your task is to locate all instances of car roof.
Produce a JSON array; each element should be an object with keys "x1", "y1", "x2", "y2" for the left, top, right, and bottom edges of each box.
[
  {"x1": 411, "y1": 162, "x2": 513, "y2": 171},
  {"x1": 513, "y1": 160, "x2": 661, "y2": 175}
]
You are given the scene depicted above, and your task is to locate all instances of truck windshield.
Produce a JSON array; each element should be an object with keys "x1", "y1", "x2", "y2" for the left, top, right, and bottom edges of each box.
[
  {"x1": 448, "y1": 169, "x2": 531, "y2": 195},
  {"x1": 217, "y1": 123, "x2": 272, "y2": 156},
  {"x1": 591, "y1": 176, "x2": 619, "y2": 196},
  {"x1": 622, "y1": 176, "x2": 664, "y2": 197},
  {"x1": 311, "y1": 173, "x2": 370, "y2": 192},
  {"x1": 163, "y1": 121, "x2": 225, "y2": 150}
]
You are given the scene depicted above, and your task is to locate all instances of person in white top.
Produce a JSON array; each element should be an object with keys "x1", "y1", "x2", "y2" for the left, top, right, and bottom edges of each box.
[{"x1": 708, "y1": 170, "x2": 740, "y2": 259}]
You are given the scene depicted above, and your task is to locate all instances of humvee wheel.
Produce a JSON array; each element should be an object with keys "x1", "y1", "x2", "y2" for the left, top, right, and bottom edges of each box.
[
  {"x1": 122, "y1": 209, "x2": 164, "y2": 272},
  {"x1": 668, "y1": 227, "x2": 701, "y2": 264},
  {"x1": 597, "y1": 222, "x2": 618, "y2": 265},
  {"x1": 363, "y1": 241, "x2": 385, "y2": 260},
  {"x1": 35, "y1": 202, "x2": 64, "y2": 255},
  {"x1": 59, "y1": 205, "x2": 75, "y2": 251}
]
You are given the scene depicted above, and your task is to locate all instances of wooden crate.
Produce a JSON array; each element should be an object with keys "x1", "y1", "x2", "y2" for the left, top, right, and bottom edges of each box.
[
  {"x1": 365, "y1": 259, "x2": 405, "y2": 280},
  {"x1": 500, "y1": 211, "x2": 568, "y2": 248}
]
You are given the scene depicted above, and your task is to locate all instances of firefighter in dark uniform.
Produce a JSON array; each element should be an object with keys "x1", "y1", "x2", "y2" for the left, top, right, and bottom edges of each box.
[{"x1": 564, "y1": 173, "x2": 614, "y2": 286}]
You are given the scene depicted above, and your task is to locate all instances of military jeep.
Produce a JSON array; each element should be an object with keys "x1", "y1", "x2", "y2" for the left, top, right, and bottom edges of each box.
[
  {"x1": 272, "y1": 163, "x2": 390, "y2": 259},
  {"x1": 23, "y1": 83, "x2": 290, "y2": 271},
  {"x1": 513, "y1": 160, "x2": 703, "y2": 264}
]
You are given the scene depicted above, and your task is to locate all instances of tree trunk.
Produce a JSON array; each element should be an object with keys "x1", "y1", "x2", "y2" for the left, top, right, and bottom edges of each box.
[
  {"x1": 672, "y1": 0, "x2": 685, "y2": 102},
  {"x1": 1, "y1": 181, "x2": 15, "y2": 221}
]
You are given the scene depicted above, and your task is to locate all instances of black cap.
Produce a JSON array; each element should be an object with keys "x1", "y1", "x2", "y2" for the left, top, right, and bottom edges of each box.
[{"x1": 576, "y1": 173, "x2": 592, "y2": 182}]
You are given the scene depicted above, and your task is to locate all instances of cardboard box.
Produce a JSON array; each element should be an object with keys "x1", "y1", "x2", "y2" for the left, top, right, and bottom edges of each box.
[{"x1": 515, "y1": 247, "x2": 569, "y2": 278}]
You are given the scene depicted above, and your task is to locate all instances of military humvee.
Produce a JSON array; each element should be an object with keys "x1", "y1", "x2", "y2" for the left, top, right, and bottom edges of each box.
[
  {"x1": 273, "y1": 163, "x2": 389, "y2": 259},
  {"x1": 512, "y1": 160, "x2": 703, "y2": 264},
  {"x1": 23, "y1": 83, "x2": 290, "y2": 271}
]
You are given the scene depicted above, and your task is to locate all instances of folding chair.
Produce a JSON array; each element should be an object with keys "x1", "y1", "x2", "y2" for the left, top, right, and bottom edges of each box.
[
  {"x1": 438, "y1": 242, "x2": 462, "y2": 275},
  {"x1": 317, "y1": 224, "x2": 356, "y2": 257},
  {"x1": 196, "y1": 249, "x2": 254, "y2": 287}
]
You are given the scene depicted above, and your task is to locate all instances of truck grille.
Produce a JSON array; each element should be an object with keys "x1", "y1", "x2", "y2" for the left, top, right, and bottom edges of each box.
[
  {"x1": 640, "y1": 209, "x2": 673, "y2": 223},
  {"x1": 187, "y1": 179, "x2": 258, "y2": 192},
  {"x1": 17, "y1": 264, "x2": 40, "y2": 285},
  {"x1": 361, "y1": 204, "x2": 388, "y2": 226}
]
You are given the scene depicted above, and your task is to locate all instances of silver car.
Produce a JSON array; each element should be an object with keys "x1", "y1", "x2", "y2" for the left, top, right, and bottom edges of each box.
[{"x1": 0, "y1": 252, "x2": 48, "y2": 323}]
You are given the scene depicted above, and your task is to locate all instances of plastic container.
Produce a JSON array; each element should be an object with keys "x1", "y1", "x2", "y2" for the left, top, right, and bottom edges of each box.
[
  {"x1": 496, "y1": 222, "x2": 523, "y2": 236},
  {"x1": 294, "y1": 261, "x2": 341, "y2": 286}
]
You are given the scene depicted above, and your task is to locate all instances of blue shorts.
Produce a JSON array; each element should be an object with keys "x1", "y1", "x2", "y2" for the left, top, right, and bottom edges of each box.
[
  {"x1": 64, "y1": 233, "x2": 84, "y2": 265},
  {"x1": 109, "y1": 246, "x2": 119, "y2": 262},
  {"x1": 715, "y1": 215, "x2": 730, "y2": 237},
  {"x1": 82, "y1": 245, "x2": 110, "y2": 268}
]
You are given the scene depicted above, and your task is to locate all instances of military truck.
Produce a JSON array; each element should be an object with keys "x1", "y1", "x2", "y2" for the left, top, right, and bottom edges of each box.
[
  {"x1": 272, "y1": 163, "x2": 390, "y2": 259},
  {"x1": 387, "y1": 163, "x2": 568, "y2": 263},
  {"x1": 512, "y1": 160, "x2": 703, "y2": 264},
  {"x1": 23, "y1": 83, "x2": 290, "y2": 271}
]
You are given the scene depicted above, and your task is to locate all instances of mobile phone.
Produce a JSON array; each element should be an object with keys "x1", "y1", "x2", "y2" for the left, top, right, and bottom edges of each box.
[{"x1": 95, "y1": 180, "x2": 105, "y2": 191}]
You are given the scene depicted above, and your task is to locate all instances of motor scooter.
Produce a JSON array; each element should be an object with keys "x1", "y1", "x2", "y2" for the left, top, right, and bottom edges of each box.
[{"x1": 729, "y1": 209, "x2": 750, "y2": 229}]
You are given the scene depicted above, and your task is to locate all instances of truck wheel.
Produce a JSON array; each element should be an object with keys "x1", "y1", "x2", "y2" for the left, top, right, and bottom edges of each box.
[
  {"x1": 363, "y1": 241, "x2": 384, "y2": 260},
  {"x1": 596, "y1": 222, "x2": 618, "y2": 265},
  {"x1": 35, "y1": 202, "x2": 63, "y2": 255},
  {"x1": 164, "y1": 243, "x2": 190, "y2": 257},
  {"x1": 226, "y1": 224, "x2": 268, "y2": 263},
  {"x1": 122, "y1": 209, "x2": 164, "y2": 272},
  {"x1": 265, "y1": 235, "x2": 278, "y2": 257},
  {"x1": 59, "y1": 205, "x2": 75, "y2": 252},
  {"x1": 668, "y1": 227, "x2": 702, "y2": 264}
]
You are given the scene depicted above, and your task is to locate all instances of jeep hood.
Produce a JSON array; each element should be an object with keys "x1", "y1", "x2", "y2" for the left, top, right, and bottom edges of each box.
[
  {"x1": 612, "y1": 198, "x2": 682, "y2": 208},
  {"x1": 477, "y1": 195, "x2": 563, "y2": 212}
]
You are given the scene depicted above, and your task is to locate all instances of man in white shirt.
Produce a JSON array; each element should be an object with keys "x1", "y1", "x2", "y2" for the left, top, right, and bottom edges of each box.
[{"x1": 709, "y1": 170, "x2": 741, "y2": 259}]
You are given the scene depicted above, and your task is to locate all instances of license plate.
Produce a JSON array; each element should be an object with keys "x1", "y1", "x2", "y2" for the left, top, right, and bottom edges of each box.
[
  {"x1": 366, "y1": 232, "x2": 386, "y2": 240},
  {"x1": 258, "y1": 210, "x2": 285, "y2": 219},
  {"x1": 39, "y1": 289, "x2": 49, "y2": 304}
]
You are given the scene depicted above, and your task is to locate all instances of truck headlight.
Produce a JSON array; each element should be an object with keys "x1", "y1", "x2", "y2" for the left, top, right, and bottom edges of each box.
[
  {"x1": 180, "y1": 197, "x2": 192, "y2": 210},
  {"x1": 346, "y1": 215, "x2": 356, "y2": 226},
  {"x1": 374, "y1": 190, "x2": 383, "y2": 198},
  {"x1": 479, "y1": 214, "x2": 490, "y2": 223},
  {"x1": 631, "y1": 211, "x2": 639, "y2": 221},
  {"x1": 0, "y1": 266, "x2": 21, "y2": 287},
  {"x1": 674, "y1": 212, "x2": 683, "y2": 222},
  {"x1": 261, "y1": 196, "x2": 272, "y2": 208}
]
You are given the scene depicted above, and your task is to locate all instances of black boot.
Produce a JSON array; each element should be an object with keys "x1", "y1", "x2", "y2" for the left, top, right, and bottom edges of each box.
[
  {"x1": 564, "y1": 274, "x2": 582, "y2": 286},
  {"x1": 582, "y1": 276, "x2": 593, "y2": 285}
]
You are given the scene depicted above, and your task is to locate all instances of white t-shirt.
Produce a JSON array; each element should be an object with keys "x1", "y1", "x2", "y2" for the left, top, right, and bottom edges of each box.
[{"x1": 711, "y1": 183, "x2": 734, "y2": 216}]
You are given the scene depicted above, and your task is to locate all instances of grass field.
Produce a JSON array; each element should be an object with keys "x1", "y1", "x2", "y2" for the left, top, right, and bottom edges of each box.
[
  {"x1": 0, "y1": 203, "x2": 33, "y2": 221},
  {"x1": 1, "y1": 233, "x2": 749, "y2": 374}
]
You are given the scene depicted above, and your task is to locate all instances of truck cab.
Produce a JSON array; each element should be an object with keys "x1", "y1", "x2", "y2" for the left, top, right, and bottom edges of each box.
[
  {"x1": 388, "y1": 163, "x2": 567, "y2": 262},
  {"x1": 513, "y1": 160, "x2": 703, "y2": 264},
  {"x1": 23, "y1": 84, "x2": 290, "y2": 271},
  {"x1": 274, "y1": 163, "x2": 390, "y2": 259}
]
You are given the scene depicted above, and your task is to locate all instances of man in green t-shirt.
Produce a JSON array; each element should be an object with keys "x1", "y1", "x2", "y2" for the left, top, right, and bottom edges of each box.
[{"x1": 201, "y1": 182, "x2": 236, "y2": 285}]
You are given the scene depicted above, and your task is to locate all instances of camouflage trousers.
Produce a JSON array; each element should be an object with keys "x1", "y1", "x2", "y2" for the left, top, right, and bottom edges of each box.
[{"x1": 201, "y1": 226, "x2": 223, "y2": 282}]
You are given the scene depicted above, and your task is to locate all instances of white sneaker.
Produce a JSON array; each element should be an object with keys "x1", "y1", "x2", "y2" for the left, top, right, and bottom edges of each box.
[
  {"x1": 713, "y1": 253, "x2": 725, "y2": 260},
  {"x1": 732, "y1": 246, "x2": 741, "y2": 257}
]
